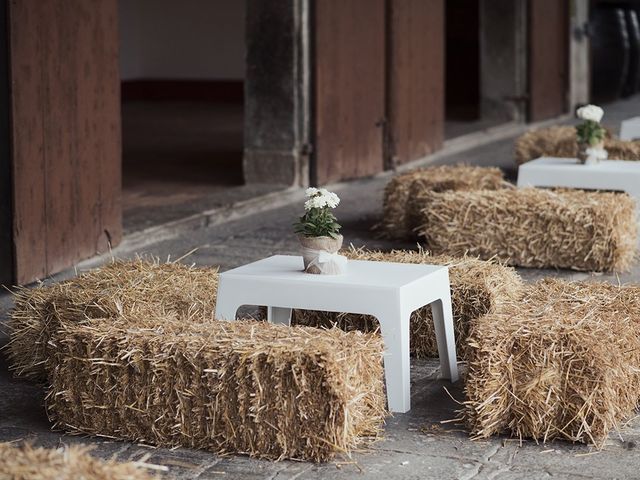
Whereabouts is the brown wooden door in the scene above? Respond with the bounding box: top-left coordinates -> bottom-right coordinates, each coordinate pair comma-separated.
528,0 -> 569,121
387,0 -> 444,166
313,0 -> 386,185
0,0 -> 12,286
9,0 -> 121,284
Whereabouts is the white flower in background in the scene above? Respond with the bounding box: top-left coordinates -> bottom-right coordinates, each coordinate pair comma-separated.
304,196 -> 324,210
319,189 -> 340,208
303,189 -> 340,211
576,104 -> 604,123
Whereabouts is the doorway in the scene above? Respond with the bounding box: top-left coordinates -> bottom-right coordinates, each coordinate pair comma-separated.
119,0 -> 279,233
445,0 -> 480,134
444,0 -> 528,139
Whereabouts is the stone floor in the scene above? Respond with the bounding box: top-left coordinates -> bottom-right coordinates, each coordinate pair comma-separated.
2,96 -> 640,479
122,100 -> 283,234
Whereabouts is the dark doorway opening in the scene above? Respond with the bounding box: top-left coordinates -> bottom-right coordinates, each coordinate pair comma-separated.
445,0 -> 480,123
119,0 -> 279,233
445,0 -> 526,139
445,0 -> 481,138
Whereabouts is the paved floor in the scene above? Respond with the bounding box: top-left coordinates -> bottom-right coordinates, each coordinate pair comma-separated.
2,97 -> 640,479
122,101 -> 283,234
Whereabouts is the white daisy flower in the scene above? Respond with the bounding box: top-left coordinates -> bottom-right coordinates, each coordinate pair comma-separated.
305,187 -> 319,197
576,104 -> 604,123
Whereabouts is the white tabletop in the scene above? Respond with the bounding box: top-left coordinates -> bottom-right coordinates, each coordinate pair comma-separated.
621,116 -> 640,141
517,157 -> 640,211
220,255 -> 445,289
520,156 -> 640,172
622,116 -> 640,124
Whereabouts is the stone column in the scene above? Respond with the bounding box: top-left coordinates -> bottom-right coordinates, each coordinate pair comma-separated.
479,0 -> 528,123
569,0 -> 590,110
243,0 -> 310,186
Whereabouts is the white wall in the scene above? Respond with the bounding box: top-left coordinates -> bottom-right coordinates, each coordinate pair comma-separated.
119,0 -> 245,80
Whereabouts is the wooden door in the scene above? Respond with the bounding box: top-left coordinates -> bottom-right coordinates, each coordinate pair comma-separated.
9,0 -> 121,284
313,0 -> 386,185
0,0 -> 13,286
387,0 -> 444,166
528,0 -> 569,121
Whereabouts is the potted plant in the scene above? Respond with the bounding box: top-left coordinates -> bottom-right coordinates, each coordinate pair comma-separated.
294,188 -> 347,274
576,104 -> 607,164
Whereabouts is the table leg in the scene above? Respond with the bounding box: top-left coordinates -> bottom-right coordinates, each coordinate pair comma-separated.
431,292 -> 459,382
214,299 -> 242,321
378,311 -> 411,413
267,306 -> 292,326
214,279 -> 243,321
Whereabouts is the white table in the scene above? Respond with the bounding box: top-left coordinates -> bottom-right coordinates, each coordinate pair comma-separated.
517,157 -> 640,208
214,255 -> 458,413
620,116 -> 640,141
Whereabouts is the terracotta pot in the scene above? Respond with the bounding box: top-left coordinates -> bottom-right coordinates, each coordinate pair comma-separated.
298,234 -> 344,274
577,140 -> 605,164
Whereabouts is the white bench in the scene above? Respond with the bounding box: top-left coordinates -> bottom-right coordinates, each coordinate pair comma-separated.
517,157 -> 640,209
214,255 -> 459,413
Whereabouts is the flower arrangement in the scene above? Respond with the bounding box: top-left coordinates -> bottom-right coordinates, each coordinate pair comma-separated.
294,188 -> 346,275
294,188 -> 342,238
575,104 -> 607,164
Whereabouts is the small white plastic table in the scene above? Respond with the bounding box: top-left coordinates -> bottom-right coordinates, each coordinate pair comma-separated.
620,116 -> 640,141
214,255 -> 459,413
517,157 -> 640,208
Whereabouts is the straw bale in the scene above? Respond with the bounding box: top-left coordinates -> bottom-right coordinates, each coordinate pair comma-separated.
603,137 -> 640,161
464,278 -> 640,446
46,316 -> 386,462
381,165 -> 505,239
514,126 -> 579,165
514,125 -> 640,165
0,442 -> 157,480
415,188 -> 637,272
6,259 -> 219,382
292,247 -> 523,359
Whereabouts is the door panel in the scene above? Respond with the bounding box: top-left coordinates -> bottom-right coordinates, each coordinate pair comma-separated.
529,0 -> 569,121
9,0 -> 121,284
0,0 -> 12,286
314,0 -> 385,185
388,0 -> 444,166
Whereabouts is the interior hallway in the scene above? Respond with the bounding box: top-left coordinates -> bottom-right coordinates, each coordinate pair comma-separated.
122,100 -> 281,233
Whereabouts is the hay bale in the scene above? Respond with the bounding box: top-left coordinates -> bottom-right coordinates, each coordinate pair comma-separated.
0,442 -> 157,479
292,247 -> 523,359
46,316 -> 386,462
514,126 -> 579,165
381,165 -> 505,239
7,259 -> 219,382
603,137 -> 640,161
415,188 -> 637,272
514,125 -> 640,165
464,278 -> 640,446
